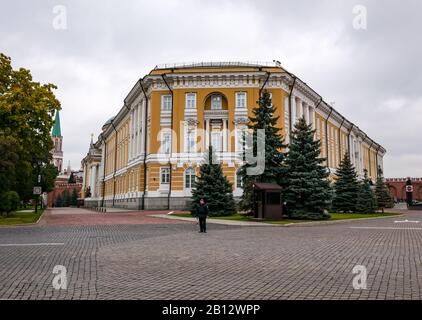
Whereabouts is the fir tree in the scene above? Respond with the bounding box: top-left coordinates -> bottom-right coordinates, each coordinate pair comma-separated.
191,146 -> 236,216
375,166 -> 394,213
55,194 -> 62,207
356,169 -> 377,213
332,153 -> 359,213
62,190 -> 70,207
71,188 -> 78,206
238,90 -> 287,212
68,172 -> 76,184
283,117 -> 331,220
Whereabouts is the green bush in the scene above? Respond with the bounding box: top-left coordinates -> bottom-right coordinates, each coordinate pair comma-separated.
0,191 -> 20,217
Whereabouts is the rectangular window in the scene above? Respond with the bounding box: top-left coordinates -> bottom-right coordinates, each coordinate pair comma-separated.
185,93 -> 196,109
267,192 -> 281,205
186,130 -> 196,153
161,132 -> 171,154
236,129 -> 245,153
160,168 -> 170,184
185,169 -> 196,188
236,171 -> 243,188
161,95 -> 172,111
236,92 -> 247,108
211,131 -> 222,152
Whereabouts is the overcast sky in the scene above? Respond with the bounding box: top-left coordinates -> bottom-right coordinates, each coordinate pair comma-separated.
1,0 -> 420,177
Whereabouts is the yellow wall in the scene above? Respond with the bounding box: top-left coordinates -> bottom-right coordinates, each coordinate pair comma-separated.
98,68 -> 382,197
149,87 -> 285,155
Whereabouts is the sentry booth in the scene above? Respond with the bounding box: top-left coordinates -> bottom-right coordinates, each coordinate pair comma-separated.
253,183 -> 283,220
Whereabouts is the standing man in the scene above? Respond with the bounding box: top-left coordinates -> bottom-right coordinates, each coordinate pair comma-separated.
196,198 -> 209,233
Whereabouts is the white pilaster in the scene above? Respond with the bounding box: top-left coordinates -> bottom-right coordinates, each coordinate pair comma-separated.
90,165 -> 97,197
141,99 -> 146,155
223,119 -> 227,152
137,103 -> 142,156
308,106 -> 315,129
291,95 -> 297,126
205,119 -> 210,149
305,103 -> 310,124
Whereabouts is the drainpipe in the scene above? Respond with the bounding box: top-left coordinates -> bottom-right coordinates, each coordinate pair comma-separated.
139,79 -> 149,210
100,133 -> 106,208
347,123 -> 355,157
375,145 -> 381,179
111,121 -> 118,207
162,73 -> 174,210
325,106 -> 333,169
288,76 -> 297,138
338,117 -> 345,161
368,139 -> 374,178
259,72 -> 271,96
315,97 -> 323,110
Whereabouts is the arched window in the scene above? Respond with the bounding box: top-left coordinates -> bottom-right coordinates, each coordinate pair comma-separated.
211,94 -> 222,110
185,168 -> 196,189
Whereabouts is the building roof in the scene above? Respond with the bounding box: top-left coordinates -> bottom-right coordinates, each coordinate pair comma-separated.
52,110 -> 61,137
153,61 -> 282,70
254,183 -> 283,190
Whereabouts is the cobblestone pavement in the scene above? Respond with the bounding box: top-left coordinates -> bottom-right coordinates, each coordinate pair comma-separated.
1,208 -> 422,300
37,207 -> 190,226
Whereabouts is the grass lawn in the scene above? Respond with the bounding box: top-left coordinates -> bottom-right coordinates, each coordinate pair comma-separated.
0,208 -> 44,226
173,212 -> 399,225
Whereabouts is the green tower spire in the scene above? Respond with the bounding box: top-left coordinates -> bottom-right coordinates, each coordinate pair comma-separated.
52,110 -> 61,137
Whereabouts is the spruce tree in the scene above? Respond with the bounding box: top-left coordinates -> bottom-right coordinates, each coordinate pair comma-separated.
71,188 -> 78,206
332,153 -> 359,213
55,194 -> 62,207
191,146 -> 236,216
238,90 -> 287,212
68,172 -> 76,184
356,169 -> 377,213
284,117 -> 331,220
62,190 -> 70,207
375,166 -> 393,213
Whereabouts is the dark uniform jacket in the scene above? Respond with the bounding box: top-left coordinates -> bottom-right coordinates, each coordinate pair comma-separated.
196,204 -> 209,217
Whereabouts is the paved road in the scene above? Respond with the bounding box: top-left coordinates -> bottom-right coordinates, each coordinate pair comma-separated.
0,208 -> 421,300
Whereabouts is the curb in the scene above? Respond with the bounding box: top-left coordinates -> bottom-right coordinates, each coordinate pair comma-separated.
150,214 -> 275,227
280,214 -> 403,227
151,213 -> 403,228
0,208 -> 47,228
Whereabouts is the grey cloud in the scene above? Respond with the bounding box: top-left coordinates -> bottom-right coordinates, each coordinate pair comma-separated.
1,0 -> 420,176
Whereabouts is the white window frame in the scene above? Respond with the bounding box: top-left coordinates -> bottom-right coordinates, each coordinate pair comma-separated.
185,168 -> 196,189
211,95 -> 222,110
236,129 -> 246,153
161,131 -> 171,154
161,95 -> 172,111
160,167 -> 170,185
185,93 -> 196,109
185,129 -> 196,153
211,131 -> 222,152
236,92 -> 247,108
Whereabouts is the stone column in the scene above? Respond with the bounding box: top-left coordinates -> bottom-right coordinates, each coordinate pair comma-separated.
90,165 -> 97,198
205,119 -> 210,149
137,103 -> 142,157
129,111 -> 133,160
305,103 -> 310,124
291,95 -> 297,126
222,119 -> 227,152
311,106 -> 316,130
140,99 -> 146,155
134,110 -> 138,160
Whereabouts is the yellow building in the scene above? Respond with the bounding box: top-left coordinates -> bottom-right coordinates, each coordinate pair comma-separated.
81,61 -> 386,210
